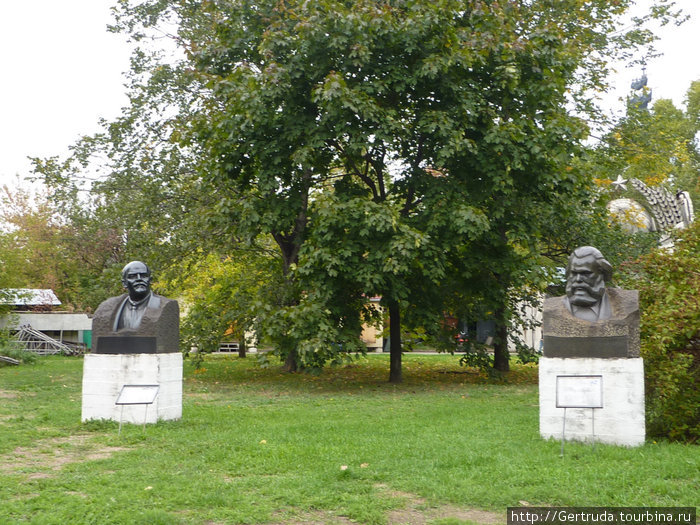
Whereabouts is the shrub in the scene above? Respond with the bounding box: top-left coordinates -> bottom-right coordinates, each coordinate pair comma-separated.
620,221 -> 700,442
458,342 -> 494,370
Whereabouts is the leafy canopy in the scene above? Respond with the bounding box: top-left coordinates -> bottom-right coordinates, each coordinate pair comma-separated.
33,0 -> 681,376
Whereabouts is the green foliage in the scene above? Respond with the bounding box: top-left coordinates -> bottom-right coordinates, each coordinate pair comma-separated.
458,343 -> 494,371
0,287 -> 12,320
0,181 -> 128,311
32,0 -> 681,379
455,321 -> 541,375
587,80 -> 700,207
299,190 -> 484,366
619,221 -> 700,442
165,246 -> 280,355
257,291 -> 369,373
513,340 -> 541,366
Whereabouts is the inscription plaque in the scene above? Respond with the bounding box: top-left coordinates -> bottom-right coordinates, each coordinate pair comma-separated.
95,336 -> 157,354
556,375 -> 603,408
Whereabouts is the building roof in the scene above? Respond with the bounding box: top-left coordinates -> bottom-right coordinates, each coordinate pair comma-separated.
1,289 -> 62,306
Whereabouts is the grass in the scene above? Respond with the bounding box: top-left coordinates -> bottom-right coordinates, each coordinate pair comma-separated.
0,353 -> 698,525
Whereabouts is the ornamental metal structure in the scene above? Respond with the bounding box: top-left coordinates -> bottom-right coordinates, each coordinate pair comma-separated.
610,175 -> 695,247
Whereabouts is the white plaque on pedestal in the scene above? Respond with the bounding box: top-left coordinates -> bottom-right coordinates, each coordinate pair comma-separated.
556,375 -> 603,408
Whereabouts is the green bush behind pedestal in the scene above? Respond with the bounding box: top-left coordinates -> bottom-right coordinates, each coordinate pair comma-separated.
620,221 -> 700,443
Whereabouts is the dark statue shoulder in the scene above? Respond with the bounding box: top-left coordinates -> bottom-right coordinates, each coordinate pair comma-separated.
94,294 -> 128,315
149,294 -> 179,311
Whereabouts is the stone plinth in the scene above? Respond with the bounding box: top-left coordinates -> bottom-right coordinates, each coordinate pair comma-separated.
539,357 -> 645,447
82,353 -> 182,424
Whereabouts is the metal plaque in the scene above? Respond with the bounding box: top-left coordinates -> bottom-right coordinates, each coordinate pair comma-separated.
556,375 -> 603,408
115,384 -> 160,405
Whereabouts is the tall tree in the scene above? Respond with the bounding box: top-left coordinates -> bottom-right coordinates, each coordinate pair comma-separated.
178,0 -> 671,376
37,0 -> 677,378
0,181 -> 131,311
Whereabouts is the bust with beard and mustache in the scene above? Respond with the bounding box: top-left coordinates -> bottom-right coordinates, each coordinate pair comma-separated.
563,246 -> 613,322
542,246 -> 640,358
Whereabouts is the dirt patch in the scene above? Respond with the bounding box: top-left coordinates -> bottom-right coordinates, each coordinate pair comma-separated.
0,389 -> 19,399
0,434 -> 131,479
376,484 -> 504,525
9,492 -> 40,503
64,490 -> 89,499
270,485 -> 504,525
387,504 -> 503,525
187,392 -> 226,402
269,501 -> 503,525
268,509 -> 355,525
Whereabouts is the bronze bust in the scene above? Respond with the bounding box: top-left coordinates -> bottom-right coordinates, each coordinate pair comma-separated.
542,246 -> 640,358
564,246 -> 613,322
92,261 -> 179,354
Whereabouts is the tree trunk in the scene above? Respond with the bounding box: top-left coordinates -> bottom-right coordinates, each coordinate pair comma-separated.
389,300 -> 402,383
492,304 -> 510,372
283,345 -> 298,373
238,336 -> 246,358
491,237 -> 510,373
271,181 -> 310,374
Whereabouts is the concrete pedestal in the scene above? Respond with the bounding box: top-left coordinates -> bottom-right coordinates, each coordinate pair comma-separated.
539,357 -> 645,447
82,353 -> 182,424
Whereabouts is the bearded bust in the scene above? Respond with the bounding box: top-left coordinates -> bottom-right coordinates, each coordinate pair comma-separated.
542,246 -> 640,358
563,246 -> 613,322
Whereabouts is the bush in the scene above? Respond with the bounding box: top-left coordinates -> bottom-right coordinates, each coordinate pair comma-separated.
620,221 -> 700,443
458,342 -> 494,370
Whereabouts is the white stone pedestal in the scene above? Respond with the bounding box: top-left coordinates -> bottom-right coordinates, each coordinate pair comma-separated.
539,357 -> 645,447
82,353 -> 182,424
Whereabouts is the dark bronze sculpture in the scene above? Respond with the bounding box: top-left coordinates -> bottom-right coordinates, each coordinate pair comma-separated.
92,261 -> 179,354
564,246 -> 613,322
543,247 -> 640,358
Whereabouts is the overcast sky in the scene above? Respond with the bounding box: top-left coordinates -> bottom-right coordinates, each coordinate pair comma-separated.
1,0 -> 699,189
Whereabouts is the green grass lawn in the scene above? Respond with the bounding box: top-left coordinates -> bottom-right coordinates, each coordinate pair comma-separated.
0,354 -> 697,525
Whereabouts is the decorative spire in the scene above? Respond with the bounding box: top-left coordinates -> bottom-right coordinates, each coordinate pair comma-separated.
629,68 -> 652,109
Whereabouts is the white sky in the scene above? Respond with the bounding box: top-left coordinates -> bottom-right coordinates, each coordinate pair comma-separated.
1,0 -> 699,189
0,1 -> 129,188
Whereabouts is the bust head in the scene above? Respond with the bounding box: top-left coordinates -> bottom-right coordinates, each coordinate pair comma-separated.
565,246 -> 612,308
121,261 -> 152,302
